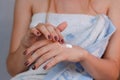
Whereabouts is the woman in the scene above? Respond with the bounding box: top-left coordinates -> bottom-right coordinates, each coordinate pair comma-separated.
7,0 -> 120,80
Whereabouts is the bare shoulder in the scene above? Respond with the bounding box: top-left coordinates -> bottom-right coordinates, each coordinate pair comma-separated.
31,0 -> 49,14
14,0 -> 33,11
15,0 -> 32,6
91,0 -> 111,14
108,0 -> 120,30
103,0 -> 120,70
110,0 -> 120,8
15,0 -> 49,14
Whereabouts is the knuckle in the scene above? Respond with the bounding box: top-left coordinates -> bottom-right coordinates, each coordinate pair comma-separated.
41,27 -> 46,32
33,51 -> 40,58
32,53 -> 38,60
37,59 -> 43,64
35,49 -> 39,54
37,23 -> 44,27
37,48 -> 45,55
40,48 -> 45,53
46,25 -> 54,32
35,60 -> 42,68
28,56 -> 33,62
29,27 -> 35,32
54,57 -> 58,63
49,61 -> 54,67
55,41 -> 60,45
55,28 -> 60,32
37,24 -> 45,30
47,63 -> 51,68
42,30 -> 49,36
48,28 -> 56,33
53,42 -> 59,46
37,51 -> 42,56
50,30 -> 55,35
63,55 -> 67,60
46,25 -> 52,28
29,46 -> 35,51
54,42 -> 62,47
47,24 -> 54,28
36,42 -> 41,47
34,62 -> 39,68
41,55 -> 47,61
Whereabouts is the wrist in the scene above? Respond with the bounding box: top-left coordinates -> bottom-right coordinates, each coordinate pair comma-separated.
72,45 -> 89,62
21,38 -> 30,48
79,48 -> 89,62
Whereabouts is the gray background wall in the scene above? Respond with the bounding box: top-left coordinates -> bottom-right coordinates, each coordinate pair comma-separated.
0,0 -> 15,80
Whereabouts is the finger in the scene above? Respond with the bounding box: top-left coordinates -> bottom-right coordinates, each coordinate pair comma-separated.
30,28 -> 41,36
23,29 -> 39,48
25,44 -> 53,67
55,28 -> 64,43
46,24 -> 59,41
44,54 -> 65,70
36,23 -> 51,40
26,44 -> 54,65
24,40 -> 51,55
57,22 -> 67,32
25,42 -> 61,67
24,52 -> 38,67
33,49 -> 60,69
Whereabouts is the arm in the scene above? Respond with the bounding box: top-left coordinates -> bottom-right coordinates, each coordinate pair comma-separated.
6,0 -> 32,76
80,1 -> 120,79
6,0 -> 67,76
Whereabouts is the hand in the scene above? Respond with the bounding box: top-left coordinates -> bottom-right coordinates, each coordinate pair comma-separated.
35,22 -> 67,42
21,22 -> 67,48
25,41 -> 87,70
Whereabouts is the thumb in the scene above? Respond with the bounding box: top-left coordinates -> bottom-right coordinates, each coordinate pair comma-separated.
57,22 -> 67,32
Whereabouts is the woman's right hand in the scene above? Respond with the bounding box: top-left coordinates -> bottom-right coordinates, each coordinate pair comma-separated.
21,22 -> 67,48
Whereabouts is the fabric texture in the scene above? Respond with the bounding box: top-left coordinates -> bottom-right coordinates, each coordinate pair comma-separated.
10,13 -> 116,80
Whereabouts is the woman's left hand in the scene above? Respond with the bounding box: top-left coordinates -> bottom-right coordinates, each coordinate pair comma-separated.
25,41 -> 87,70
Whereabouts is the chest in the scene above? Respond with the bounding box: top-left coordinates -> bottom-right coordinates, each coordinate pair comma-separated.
32,0 -> 110,15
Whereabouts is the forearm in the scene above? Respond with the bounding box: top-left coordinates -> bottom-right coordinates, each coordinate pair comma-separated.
7,44 -> 27,76
80,51 -> 119,80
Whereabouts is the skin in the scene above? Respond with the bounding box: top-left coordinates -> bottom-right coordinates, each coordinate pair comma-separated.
7,0 -> 67,76
7,0 -> 120,80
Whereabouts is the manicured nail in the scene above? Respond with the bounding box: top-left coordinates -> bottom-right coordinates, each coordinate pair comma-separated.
58,39 -> 61,43
37,32 -> 40,34
54,36 -> 58,41
23,50 -> 27,55
37,32 -> 41,36
61,39 -> 64,44
24,61 -> 29,66
43,66 -> 47,70
48,35 -> 51,40
32,65 -> 36,70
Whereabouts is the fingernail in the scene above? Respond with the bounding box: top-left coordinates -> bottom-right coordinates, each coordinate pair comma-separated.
48,35 -> 51,40
43,66 -> 47,70
58,40 -> 61,43
32,65 -> 36,70
54,36 -> 58,41
23,50 -> 27,55
37,32 -> 41,36
37,32 -> 40,34
24,61 -> 29,66
61,39 -> 64,44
